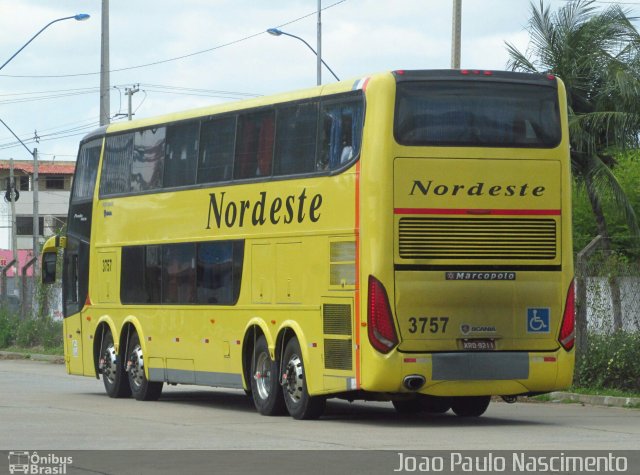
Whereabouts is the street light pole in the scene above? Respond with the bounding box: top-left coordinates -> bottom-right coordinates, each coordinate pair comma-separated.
267,28 -> 340,83
317,0 -> 322,86
0,118 -> 40,266
0,12 -> 90,269
0,13 -> 90,72
451,0 -> 462,69
100,0 -> 110,126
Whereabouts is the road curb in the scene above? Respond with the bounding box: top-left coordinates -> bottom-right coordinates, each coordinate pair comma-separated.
549,391 -> 640,408
0,350 -> 64,364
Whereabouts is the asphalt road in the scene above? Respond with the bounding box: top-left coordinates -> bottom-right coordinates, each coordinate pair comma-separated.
1,358 -> 639,451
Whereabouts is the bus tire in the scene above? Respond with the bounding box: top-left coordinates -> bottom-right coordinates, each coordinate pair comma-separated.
451,396 -> 491,417
282,337 -> 326,420
392,398 -> 423,414
250,335 -> 286,416
126,332 -> 163,401
99,328 -> 131,398
418,395 -> 451,414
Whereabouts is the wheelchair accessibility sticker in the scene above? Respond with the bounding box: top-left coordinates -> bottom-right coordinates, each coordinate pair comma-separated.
527,308 -> 550,333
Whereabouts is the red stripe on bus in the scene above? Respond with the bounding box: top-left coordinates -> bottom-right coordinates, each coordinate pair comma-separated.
354,161 -> 361,389
394,208 -> 561,216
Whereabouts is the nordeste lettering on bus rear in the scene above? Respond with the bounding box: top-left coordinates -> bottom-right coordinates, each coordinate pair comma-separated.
409,180 -> 546,197
206,188 -> 323,229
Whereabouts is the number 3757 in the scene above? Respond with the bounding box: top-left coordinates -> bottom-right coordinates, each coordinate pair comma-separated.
407,317 -> 449,334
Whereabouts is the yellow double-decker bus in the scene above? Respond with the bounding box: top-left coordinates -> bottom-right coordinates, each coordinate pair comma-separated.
42,69 -> 575,419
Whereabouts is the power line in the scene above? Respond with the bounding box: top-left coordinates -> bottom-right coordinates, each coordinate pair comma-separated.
0,1 -> 347,80
0,83 -> 261,106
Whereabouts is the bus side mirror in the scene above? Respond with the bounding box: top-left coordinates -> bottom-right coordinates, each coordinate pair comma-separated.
42,252 -> 57,284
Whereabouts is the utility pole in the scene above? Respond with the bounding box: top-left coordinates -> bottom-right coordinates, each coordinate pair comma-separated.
32,148 -> 39,272
317,0 -> 322,86
125,84 -> 140,120
451,0 -> 462,69
100,0 -> 110,125
9,159 -> 18,274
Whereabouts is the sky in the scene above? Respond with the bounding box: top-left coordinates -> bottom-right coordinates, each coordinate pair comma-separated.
0,0 -> 636,162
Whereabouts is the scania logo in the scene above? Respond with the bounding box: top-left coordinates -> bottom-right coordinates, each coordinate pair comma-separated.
460,324 -> 497,335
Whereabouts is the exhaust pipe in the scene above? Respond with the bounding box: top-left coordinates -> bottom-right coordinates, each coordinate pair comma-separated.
403,374 -> 426,391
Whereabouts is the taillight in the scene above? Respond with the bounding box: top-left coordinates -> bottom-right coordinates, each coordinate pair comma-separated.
559,280 -> 575,350
367,276 -> 398,354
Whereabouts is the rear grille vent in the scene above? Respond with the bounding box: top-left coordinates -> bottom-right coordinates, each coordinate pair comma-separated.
398,217 -> 557,260
323,304 -> 352,335
324,339 -> 352,370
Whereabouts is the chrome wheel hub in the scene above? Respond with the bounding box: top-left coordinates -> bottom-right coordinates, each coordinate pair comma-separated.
254,352 -> 273,400
283,354 -> 304,403
101,344 -> 118,384
128,345 -> 145,389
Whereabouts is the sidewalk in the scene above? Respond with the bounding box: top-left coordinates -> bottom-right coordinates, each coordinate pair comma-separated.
547,391 -> 640,409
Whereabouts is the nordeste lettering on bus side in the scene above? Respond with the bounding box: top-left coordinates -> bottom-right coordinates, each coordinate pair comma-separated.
206,188 -> 323,229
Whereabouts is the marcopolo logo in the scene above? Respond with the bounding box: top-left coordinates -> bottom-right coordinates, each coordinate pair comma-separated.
8,451 -> 72,474
446,272 -> 517,281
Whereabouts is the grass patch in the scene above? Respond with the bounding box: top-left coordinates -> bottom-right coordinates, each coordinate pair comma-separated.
1,345 -> 63,356
574,332 -> 640,392
0,308 -> 63,353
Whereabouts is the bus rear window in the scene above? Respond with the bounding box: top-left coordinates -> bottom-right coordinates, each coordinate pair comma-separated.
394,81 -> 561,148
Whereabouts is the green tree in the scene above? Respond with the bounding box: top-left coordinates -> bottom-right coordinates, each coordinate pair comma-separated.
507,0 -> 640,239
506,0 -> 640,330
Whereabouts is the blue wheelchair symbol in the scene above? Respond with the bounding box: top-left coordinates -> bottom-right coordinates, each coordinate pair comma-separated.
527,308 -> 550,333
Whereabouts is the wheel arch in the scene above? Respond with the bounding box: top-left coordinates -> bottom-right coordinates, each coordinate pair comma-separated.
241,319 -> 271,392
275,320 -> 310,369
119,317 -> 147,376
92,317 -> 117,380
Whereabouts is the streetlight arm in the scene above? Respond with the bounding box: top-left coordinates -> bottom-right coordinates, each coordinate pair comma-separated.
267,28 -> 340,82
0,14 -> 89,72
0,117 -> 34,156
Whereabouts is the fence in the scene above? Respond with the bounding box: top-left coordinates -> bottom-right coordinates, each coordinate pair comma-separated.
0,259 -> 46,319
575,236 -> 640,352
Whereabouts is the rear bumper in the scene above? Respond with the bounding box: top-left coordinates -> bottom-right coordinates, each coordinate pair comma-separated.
361,348 -> 574,396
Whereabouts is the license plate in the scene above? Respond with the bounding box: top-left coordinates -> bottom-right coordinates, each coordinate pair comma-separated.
461,339 -> 496,351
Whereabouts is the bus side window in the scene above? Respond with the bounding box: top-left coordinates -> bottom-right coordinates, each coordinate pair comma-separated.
318,100 -> 363,171
274,101 -> 318,176
198,117 -> 236,184
234,110 -> 275,180
131,127 -> 166,192
101,134 -> 134,196
162,244 -> 196,304
164,122 -> 198,188
66,254 -> 79,304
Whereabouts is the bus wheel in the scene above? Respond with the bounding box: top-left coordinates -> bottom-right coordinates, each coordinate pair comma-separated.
392,399 -> 423,414
418,395 -> 451,414
282,337 -> 326,420
451,396 -> 490,417
126,332 -> 163,401
99,328 -> 131,398
250,335 -> 286,416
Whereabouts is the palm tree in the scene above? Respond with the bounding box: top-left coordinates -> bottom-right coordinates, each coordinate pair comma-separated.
506,0 -> 640,331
